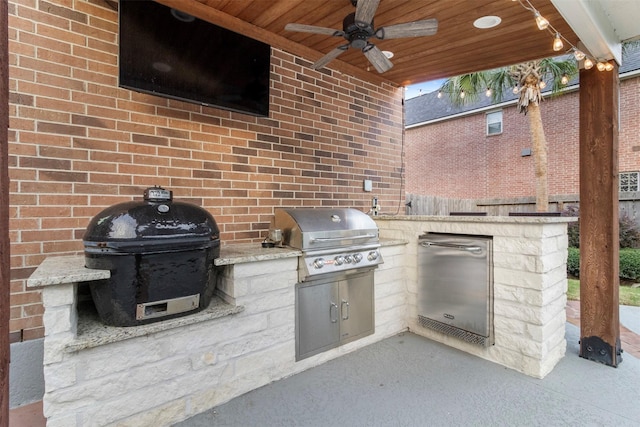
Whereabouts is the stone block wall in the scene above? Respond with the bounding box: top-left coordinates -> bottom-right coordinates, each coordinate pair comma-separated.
375,216 -> 570,379
37,244 -> 406,426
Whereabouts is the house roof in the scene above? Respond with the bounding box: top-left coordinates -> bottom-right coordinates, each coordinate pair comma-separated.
405,44 -> 640,128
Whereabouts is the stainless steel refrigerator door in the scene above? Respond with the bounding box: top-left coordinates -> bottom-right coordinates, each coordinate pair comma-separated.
418,233 -> 492,337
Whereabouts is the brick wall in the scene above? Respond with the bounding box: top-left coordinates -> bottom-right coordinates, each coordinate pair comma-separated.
407,77 -> 640,198
7,0 -> 405,340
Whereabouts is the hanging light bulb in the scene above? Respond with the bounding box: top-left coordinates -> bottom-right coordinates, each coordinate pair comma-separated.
534,11 -> 549,30
512,85 -> 519,94
437,90 -> 442,99
573,49 -> 586,61
596,62 -> 606,71
485,88 -> 492,97
539,80 -> 547,89
584,58 -> 594,70
605,62 -> 614,71
561,74 -> 569,85
552,33 -> 563,51
459,90 -> 465,99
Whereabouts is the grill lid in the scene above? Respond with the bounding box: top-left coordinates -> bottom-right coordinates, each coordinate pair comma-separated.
83,186 -> 219,253
273,207 -> 379,251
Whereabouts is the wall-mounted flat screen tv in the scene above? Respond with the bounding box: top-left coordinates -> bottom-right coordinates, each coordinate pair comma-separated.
119,1 -> 270,117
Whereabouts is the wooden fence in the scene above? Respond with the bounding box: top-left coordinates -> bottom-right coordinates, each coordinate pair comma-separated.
405,193 -> 640,225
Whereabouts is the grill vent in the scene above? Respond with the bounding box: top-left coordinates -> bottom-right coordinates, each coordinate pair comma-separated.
418,315 -> 492,347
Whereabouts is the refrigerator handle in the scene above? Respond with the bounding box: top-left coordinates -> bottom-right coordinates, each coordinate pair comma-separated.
420,241 -> 483,254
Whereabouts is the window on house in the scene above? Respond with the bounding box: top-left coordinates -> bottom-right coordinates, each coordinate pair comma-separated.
486,110 -> 502,135
620,171 -> 640,192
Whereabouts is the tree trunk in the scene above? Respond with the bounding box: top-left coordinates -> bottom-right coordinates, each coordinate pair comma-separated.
528,102 -> 549,212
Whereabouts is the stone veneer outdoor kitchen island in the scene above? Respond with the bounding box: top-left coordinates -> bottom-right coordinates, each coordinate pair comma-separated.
29,216 -> 572,426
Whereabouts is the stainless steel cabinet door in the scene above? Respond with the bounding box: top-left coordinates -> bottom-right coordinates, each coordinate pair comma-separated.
339,271 -> 374,344
296,279 -> 340,360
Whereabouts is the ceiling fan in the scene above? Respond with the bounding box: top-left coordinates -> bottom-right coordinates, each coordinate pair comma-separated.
284,0 -> 438,73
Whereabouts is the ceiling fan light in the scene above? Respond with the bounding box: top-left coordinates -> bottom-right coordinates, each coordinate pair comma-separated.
552,33 -> 563,51
534,12 -> 549,30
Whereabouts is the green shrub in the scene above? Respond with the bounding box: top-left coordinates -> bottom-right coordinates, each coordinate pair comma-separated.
567,247 -> 580,277
561,205 -> 640,249
567,248 -> 640,281
561,205 -> 580,248
620,213 -> 640,249
620,249 -> 640,280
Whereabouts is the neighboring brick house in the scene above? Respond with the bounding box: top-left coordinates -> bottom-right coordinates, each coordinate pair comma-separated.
405,46 -> 640,204
6,1 -> 404,341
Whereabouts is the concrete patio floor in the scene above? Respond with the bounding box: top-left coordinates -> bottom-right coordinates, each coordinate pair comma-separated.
177,314 -> 640,427
10,304 -> 640,426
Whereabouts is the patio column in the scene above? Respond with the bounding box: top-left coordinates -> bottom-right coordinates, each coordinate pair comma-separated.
1,0 -> 10,423
578,60 -> 622,367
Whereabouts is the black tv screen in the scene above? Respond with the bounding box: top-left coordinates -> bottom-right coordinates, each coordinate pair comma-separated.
119,1 -> 270,117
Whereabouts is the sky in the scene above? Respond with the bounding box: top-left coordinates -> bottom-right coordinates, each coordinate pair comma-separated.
405,78 -> 445,99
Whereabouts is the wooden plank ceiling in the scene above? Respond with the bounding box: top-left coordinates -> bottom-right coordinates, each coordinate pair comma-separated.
155,0 -> 579,87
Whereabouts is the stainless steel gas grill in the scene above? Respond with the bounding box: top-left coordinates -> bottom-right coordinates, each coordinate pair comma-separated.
273,207 -> 383,282
272,207 -> 383,360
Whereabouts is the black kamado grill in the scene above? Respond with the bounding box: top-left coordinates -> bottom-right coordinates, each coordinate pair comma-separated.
83,186 -> 220,326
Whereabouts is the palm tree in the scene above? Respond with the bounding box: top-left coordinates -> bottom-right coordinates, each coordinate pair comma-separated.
439,58 -> 577,212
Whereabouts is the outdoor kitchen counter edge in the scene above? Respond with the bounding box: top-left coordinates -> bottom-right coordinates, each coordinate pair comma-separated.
27,240 -> 405,288
374,214 -> 576,224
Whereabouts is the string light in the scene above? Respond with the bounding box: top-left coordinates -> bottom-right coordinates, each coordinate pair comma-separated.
573,48 -> 586,61
437,90 -> 442,99
515,0 -> 613,72
534,11 -> 549,30
459,90 -> 465,99
561,74 -> 569,85
485,88 -> 492,97
513,85 -> 519,94
539,80 -> 546,89
552,33 -> 563,51
584,58 -> 594,69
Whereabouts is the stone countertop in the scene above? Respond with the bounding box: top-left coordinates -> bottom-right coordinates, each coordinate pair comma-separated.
27,239 -> 406,288
374,215 -> 576,224
27,255 -> 110,288
215,243 -> 301,266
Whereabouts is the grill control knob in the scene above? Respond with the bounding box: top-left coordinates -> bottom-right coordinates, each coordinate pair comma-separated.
344,255 -> 353,264
313,258 -> 325,269
353,253 -> 363,263
367,251 -> 379,261
334,256 -> 345,265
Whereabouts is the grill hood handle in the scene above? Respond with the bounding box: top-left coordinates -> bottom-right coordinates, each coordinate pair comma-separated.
310,233 -> 377,243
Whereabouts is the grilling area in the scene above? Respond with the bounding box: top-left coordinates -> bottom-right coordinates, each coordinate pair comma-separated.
26,210 -> 575,425
4,0 -> 640,425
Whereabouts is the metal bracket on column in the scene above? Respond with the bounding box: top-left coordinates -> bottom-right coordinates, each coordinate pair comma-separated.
579,336 -> 623,367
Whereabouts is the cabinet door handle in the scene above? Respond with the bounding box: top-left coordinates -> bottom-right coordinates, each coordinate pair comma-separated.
341,299 -> 350,320
330,302 -> 338,323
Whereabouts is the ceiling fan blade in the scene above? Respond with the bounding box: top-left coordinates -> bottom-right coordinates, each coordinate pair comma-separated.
285,23 -> 344,37
355,0 -> 380,25
363,44 -> 393,73
376,19 -> 438,39
312,45 -> 349,70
